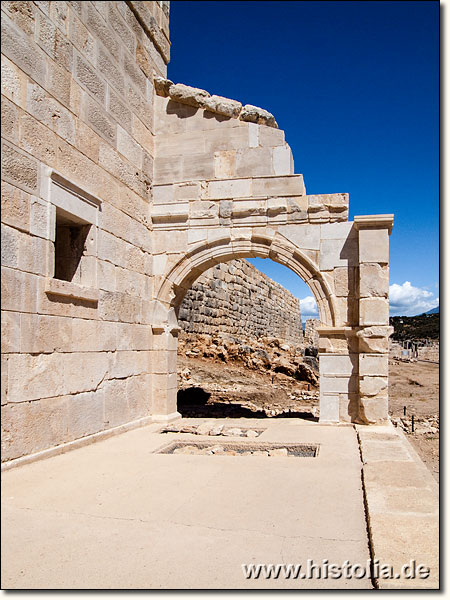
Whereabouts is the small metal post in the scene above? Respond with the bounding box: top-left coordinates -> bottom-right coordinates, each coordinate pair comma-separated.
403,406 -> 406,416
411,414 -> 415,433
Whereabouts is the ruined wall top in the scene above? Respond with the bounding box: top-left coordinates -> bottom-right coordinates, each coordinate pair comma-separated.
154,77 -> 278,128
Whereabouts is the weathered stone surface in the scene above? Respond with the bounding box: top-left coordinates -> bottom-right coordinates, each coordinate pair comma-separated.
168,83 -> 211,108
154,76 -> 173,97
204,95 -> 242,118
357,326 -> 394,353
359,354 -> 388,376
98,46 -> 124,95
85,2 -> 119,60
127,1 -> 170,63
359,263 -> 389,297
359,376 -> 388,397
27,82 -> 76,144
69,10 -> 96,63
269,448 -> 288,456
1,141 -> 39,194
0,0 -> 395,464
196,423 -> 212,436
2,1 -> 36,36
359,297 -> 389,326
246,430 -> 259,438
1,15 -> 47,87
358,228 -> 389,264
239,104 -> 277,128
1,182 -> 31,232
84,95 -> 117,145
74,54 -> 106,104
1,96 -> 19,144
209,424 -> 224,436
178,259 -> 303,346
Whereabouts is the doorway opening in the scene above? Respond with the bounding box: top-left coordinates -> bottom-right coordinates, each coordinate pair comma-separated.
175,258 -> 321,420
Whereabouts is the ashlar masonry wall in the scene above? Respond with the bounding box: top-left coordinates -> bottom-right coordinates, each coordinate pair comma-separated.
1,1 -> 169,462
2,1 -> 394,464
178,259 -> 303,345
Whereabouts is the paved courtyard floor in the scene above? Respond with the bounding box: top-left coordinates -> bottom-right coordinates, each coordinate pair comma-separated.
2,419 -> 374,589
2,418 -> 439,589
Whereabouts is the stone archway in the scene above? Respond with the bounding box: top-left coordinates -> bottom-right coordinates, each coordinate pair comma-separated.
157,234 -> 336,325
151,236 -> 335,423
149,81 -> 394,426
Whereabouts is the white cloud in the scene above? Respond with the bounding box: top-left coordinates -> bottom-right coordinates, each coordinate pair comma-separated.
300,295 -> 319,321
299,282 -> 438,321
389,281 -> 439,316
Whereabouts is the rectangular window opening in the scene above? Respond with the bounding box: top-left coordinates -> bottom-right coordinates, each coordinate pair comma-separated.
53,208 -> 92,283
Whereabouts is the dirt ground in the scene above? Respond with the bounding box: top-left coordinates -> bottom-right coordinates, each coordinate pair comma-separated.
388,359 -> 439,482
177,355 -> 439,481
177,355 -> 319,419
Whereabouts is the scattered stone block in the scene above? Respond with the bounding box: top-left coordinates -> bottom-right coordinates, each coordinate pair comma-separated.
246,430 -> 259,438
269,448 -> 288,457
196,423 -> 212,436
209,424 -> 224,436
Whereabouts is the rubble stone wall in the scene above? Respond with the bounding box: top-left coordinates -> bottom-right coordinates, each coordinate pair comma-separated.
304,319 -> 320,347
390,340 -> 439,362
178,259 -> 303,346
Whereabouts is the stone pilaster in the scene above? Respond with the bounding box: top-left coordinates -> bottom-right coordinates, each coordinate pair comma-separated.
150,302 -> 181,422
317,327 -> 359,423
354,215 -> 394,424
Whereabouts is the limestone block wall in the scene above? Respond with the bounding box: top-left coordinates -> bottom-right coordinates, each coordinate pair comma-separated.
150,83 -> 394,425
1,1 -> 169,462
304,319 -> 320,348
178,259 -> 303,345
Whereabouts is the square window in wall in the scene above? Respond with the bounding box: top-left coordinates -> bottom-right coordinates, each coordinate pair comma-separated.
50,173 -> 100,289
54,208 -> 92,283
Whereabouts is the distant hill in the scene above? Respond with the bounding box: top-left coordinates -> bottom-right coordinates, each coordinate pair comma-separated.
424,306 -> 439,315
390,313 -> 439,342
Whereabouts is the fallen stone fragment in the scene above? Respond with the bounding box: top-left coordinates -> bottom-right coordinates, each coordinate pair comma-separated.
251,450 -> 269,456
180,426 -> 197,434
173,445 -> 200,454
269,448 -> 288,457
180,368 -> 191,380
209,424 -> 224,436
246,430 -> 259,438
224,428 -> 243,437
196,423 -> 212,435
163,425 -> 180,433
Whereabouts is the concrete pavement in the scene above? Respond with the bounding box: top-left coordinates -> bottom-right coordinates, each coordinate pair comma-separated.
2,419 -> 372,589
1,418 -> 440,589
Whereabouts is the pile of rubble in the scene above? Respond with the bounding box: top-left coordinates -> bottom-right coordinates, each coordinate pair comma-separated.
171,445 -> 289,457
178,333 -> 318,386
392,415 -> 439,436
161,423 -> 263,438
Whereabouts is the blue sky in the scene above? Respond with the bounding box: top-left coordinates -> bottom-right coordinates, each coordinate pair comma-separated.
167,1 -> 439,318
